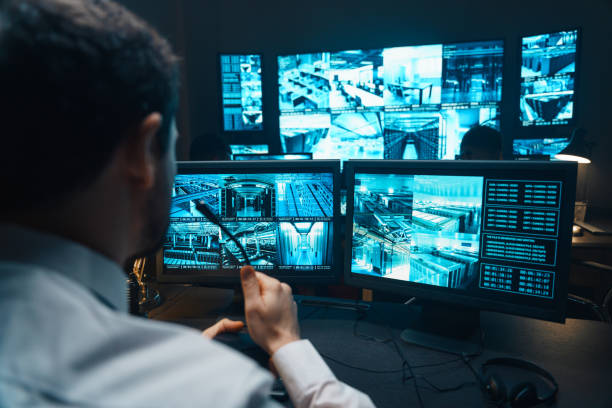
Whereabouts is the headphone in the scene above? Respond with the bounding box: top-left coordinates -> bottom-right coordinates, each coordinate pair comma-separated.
465,356 -> 558,407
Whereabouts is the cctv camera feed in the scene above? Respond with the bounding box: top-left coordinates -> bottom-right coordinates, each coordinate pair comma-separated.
513,138 -> 571,157
351,174 -> 483,290
520,30 -> 578,126
220,54 -> 263,131
229,144 -> 269,156
278,40 -> 502,160
164,172 -> 334,273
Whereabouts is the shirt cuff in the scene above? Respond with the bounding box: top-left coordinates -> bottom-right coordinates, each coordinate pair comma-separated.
271,339 -> 335,398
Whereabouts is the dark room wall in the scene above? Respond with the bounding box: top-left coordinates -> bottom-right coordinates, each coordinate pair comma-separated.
122,0 -> 612,211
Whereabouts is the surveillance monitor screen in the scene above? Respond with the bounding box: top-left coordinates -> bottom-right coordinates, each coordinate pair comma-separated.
278,40 -> 503,161
346,161 -> 576,322
520,30 -> 578,126
233,153 -> 313,161
513,138 -> 571,157
161,162 -> 339,284
220,54 -> 263,131
229,144 -> 269,156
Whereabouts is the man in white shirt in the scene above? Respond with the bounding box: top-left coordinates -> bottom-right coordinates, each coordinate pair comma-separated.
0,0 -> 374,407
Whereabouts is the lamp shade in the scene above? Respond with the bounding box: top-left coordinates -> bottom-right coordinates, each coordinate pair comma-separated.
555,128 -> 591,163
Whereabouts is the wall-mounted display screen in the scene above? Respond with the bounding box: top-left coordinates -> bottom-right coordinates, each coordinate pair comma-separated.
520,30 -> 578,126
513,138 -> 571,157
233,153 -> 312,160
278,40 -> 503,161
220,54 -> 263,131
229,144 -> 269,156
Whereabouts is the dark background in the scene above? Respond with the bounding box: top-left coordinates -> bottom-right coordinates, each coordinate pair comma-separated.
118,0 -> 612,213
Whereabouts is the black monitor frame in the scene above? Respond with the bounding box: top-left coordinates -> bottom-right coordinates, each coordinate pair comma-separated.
344,160 -> 576,323
157,160 -> 342,286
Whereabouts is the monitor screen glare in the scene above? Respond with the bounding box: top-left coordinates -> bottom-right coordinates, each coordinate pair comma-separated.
278,40 -> 503,161
520,30 -> 578,126
220,54 -> 263,131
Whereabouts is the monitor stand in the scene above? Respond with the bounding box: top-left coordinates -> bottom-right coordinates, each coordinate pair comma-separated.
400,302 -> 482,355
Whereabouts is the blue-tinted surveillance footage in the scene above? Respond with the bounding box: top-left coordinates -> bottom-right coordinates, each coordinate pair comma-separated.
220,55 -> 263,131
278,53 -> 331,112
520,30 -> 577,126
352,174 -> 483,289
280,112 -> 384,160
165,172 -> 334,271
383,45 -> 442,107
442,41 -> 503,104
278,40 -> 502,161
233,153 -> 313,161
384,107 -> 499,160
513,138 -> 570,157
329,50 -> 385,109
229,144 -> 269,156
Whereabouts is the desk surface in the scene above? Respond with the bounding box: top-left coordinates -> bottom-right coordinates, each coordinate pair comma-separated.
572,229 -> 612,249
150,288 -> 612,408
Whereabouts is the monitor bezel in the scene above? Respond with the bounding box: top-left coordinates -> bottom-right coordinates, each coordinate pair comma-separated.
218,53 -> 265,133
518,27 -> 581,128
343,159 -> 576,322
158,159 -> 342,286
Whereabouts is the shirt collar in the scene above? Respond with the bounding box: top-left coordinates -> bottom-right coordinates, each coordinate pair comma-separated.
0,223 -> 128,313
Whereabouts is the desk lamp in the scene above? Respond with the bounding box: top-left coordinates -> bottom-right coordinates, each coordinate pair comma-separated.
555,128 -> 591,163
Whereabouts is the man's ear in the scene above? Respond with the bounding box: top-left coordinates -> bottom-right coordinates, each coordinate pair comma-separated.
123,112 -> 162,190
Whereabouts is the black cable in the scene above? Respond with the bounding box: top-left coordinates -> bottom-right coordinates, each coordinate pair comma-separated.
387,326 -> 425,408
195,200 -> 251,266
319,352 -> 409,374
417,375 -> 478,393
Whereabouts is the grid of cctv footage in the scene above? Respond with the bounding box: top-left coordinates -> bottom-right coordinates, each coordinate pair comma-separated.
351,174 -> 561,299
278,41 -> 503,161
164,173 -> 334,273
221,54 -> 263,131
520,30 -> 578,126
351,174 -> 484,289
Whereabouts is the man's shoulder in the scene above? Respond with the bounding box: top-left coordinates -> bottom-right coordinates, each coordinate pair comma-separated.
0,262 -> 274,406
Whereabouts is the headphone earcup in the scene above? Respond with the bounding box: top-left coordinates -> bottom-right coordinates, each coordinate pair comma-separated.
484,374 -> 507,403
509,382 -> 538,407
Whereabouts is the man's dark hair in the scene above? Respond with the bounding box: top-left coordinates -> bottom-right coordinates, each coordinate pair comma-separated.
0,0 -> 179,210
190,133 -> 231,161
459,125 -> 503,160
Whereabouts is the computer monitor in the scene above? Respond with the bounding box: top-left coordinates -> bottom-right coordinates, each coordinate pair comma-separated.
277,39 -> 503,161
344,160 -> 576,351
232,153 -> 313,161
220,54 -> 263,131
520,29 -> 579,126
513,138 -> 571,157
229,144 -> 269,158
157,160 -> 341,285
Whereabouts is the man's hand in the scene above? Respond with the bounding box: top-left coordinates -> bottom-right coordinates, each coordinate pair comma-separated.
201,318 -> 244,339
240,265 -> 300,355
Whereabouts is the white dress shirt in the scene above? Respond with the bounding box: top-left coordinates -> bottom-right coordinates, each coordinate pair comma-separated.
0,224 -> 374,407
